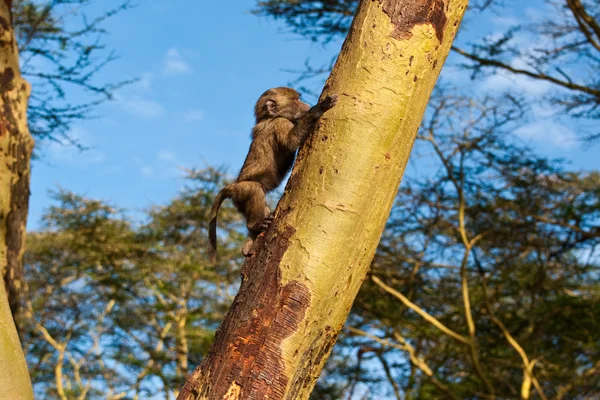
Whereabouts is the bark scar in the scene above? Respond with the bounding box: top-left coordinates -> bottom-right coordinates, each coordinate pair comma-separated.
180,224 -> 311,400
377,0 -> 447,42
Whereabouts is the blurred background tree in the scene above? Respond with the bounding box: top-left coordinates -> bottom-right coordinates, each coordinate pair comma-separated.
3,0 -> 133,347
23,169 -> 245,398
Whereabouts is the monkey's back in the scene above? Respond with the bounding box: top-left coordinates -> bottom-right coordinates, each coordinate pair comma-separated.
237,118 -> 296,192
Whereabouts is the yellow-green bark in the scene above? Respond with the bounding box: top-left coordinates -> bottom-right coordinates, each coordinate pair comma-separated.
178,0 -> 468,399
0,1 -> 35,398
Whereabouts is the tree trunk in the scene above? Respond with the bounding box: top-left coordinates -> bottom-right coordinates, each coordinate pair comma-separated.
0,1 -> 35,398
178,0 -> 468,399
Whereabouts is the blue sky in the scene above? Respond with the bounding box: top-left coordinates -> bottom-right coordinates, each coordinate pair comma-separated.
29,0 -> 342,228
28,0 -> 600,230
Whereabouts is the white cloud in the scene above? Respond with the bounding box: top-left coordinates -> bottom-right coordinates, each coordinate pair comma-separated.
483,31 -> 507,43
474,28 -> 557,96
183,109 -> 205,122
162,48 -> 192,76
121,95 -> 165,118
141,165 -> 155,178
530,104 -> 555,120
492,16 -> 520,26
157,149 -> 176,162
136,72 -> 155,92
515,121 -> 577,149
46,127 -> 106,166
524,6 -> 551,23
479,68 -> 552,96
139,150 -> 182,180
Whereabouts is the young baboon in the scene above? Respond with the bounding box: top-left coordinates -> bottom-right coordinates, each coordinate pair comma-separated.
209,87 -> 337,260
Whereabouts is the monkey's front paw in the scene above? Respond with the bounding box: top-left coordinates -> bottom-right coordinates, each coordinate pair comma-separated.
320,94 -> 338,110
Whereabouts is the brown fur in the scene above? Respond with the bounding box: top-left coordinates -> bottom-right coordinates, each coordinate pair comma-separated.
209,87 -> 337,260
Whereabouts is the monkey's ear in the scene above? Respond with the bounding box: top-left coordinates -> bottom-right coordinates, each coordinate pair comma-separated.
265,99 -> 277,116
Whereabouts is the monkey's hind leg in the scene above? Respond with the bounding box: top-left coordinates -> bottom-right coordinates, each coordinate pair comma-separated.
231,182 -> 269,232
241,236 -> 256,257
231,182 -> 270,257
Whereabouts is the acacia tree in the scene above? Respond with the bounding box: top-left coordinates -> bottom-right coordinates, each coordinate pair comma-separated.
178,0 -> 470,398
0,0 -> 35,398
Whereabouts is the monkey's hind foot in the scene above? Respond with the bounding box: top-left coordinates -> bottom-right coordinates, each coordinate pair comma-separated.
260,213 -> 274,231
242,237 -> 255,257
243,214 -> 274,257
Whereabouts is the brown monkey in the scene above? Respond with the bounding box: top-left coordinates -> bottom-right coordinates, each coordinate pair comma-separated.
209,87 -> 337,260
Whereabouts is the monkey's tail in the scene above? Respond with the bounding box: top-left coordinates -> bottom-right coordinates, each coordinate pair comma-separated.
208,185 -> 232,262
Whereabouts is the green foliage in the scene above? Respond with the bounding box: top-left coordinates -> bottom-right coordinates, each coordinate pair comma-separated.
22,168 -> 245,398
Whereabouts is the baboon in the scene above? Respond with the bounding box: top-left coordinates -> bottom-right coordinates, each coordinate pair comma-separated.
208,87 -> 337,259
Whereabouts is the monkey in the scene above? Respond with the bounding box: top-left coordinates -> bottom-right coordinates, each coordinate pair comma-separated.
208,87 -> 337,260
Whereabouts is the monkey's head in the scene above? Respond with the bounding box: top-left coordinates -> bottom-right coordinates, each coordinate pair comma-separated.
254,87 -> 311,123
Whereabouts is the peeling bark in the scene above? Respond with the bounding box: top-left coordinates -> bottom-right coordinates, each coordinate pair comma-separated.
0,0 -> 34,398
178,0 -> 469,399
180,224 -> 312,399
